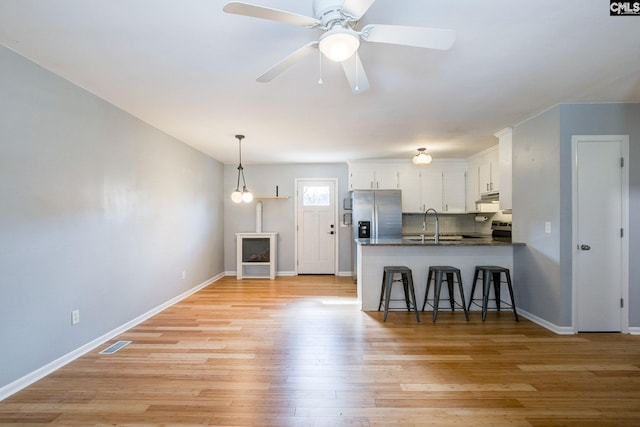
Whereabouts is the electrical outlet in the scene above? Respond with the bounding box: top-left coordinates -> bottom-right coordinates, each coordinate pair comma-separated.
545,222 -> 551,234
71,309 -> 80,325
182,270 -> 186,280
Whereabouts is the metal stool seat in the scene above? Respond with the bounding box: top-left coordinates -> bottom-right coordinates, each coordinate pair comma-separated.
421,266 -> 469,322
468,265 -> 519,321
378,266 -> 420,322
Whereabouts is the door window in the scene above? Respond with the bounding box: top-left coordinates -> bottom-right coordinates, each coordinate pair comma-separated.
303,186 -> 330,206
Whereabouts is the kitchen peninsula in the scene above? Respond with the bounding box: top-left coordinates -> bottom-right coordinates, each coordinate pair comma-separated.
356,237 -> 524,311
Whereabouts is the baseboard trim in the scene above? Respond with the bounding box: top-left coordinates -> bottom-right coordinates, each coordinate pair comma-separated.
0,273 -> 224,401
277,271 -> 296,277
337,271 -> 353,277
224,271 -> 296,277
516,308 -> 575,335
628,327 -> 640,335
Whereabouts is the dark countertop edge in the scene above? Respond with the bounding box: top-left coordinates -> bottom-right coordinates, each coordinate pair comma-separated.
356,238 -> 525,247
402,232 -> 490,238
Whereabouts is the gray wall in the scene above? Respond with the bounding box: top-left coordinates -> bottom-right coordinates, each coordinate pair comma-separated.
223,163 -> 351,274
513,103 -> 640,328
0,45 -> 225,389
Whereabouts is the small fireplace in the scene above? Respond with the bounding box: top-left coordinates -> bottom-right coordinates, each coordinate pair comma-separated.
242,238 -> 270,262
236,232 -> 277,279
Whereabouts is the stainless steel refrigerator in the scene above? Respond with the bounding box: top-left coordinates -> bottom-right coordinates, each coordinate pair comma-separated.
351,189 -> 402,282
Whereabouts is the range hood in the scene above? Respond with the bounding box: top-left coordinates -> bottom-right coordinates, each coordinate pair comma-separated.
478,191 -> 500,202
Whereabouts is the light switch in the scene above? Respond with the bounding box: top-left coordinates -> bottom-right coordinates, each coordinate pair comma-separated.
545,222 -> 551,234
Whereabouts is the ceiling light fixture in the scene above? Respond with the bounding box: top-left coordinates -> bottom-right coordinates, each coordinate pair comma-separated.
318,28 -> 360,62
230,134 -> 253,203
412,148 -> 433,165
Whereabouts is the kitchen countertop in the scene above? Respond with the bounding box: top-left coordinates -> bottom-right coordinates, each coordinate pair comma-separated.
356,236 -> 524,247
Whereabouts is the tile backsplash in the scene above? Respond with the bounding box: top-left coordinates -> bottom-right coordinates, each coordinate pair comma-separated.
402,210 -> 512,235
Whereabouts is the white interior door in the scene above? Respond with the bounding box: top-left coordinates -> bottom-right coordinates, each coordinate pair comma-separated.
573,136 -> 627,332
296,180 -> 336,274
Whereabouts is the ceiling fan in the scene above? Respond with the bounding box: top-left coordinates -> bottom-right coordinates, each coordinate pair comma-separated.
223,0 -> 456,93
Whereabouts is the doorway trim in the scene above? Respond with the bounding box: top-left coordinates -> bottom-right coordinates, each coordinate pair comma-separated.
294,178 -> 339,276
571,135 -> 629,333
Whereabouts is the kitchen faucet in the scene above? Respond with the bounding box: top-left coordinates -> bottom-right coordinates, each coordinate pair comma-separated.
422,208 -> 440,244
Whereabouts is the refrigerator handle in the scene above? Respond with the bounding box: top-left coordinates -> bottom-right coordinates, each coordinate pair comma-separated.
373,204 -> 378,239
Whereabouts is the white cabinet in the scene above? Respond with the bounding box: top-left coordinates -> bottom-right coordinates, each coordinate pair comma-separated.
496,127 -> 512,210
374,163 -> 401,189
398,164 -> 441,213
466,156 -> 481,212
478,146 -> 500,194
349,162 -> 400,190
351,160 -> 467,213
398,166 -> 422,212
397,161 -> 465,213
421,168 -> 444,212
442,163 -> 466,212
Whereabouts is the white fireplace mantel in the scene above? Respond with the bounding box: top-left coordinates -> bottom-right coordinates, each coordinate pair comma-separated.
236,232 -> 278,279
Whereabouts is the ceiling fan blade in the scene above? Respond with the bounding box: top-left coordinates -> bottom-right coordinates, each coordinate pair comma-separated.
361,24 -> 456,50
223,1 -> 320,27
257,42 -> 319,82
341,0 -> 376,19
341,52 -> 369,94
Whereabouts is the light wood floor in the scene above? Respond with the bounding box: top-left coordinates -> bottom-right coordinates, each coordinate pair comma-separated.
2,276 -> 639,426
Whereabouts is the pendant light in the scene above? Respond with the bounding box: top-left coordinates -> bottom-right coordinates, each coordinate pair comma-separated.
230,135 -> 253,203
412,147 -> 433,165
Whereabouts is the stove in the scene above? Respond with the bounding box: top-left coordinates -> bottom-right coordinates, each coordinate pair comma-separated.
491,220 -> 512,239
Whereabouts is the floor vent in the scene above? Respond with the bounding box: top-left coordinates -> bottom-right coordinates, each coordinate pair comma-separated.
99,340 -> 132,355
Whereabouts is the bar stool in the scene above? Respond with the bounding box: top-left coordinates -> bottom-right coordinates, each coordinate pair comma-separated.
467,265 -> 519,321
421,266 -> 469,322
378,266 -> 420,322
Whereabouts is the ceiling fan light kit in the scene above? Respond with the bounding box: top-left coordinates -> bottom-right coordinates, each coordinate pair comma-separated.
223,0 -> 455,93
413,147 -> 432,165
319,28 -> 360,62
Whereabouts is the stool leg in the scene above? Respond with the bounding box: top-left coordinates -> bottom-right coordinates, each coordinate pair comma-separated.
383,272 -> 394,322
468,267 -> 480,311
456,270 -> 470,321
422,269 -> 433,311
482,270 -> 491,321
492,271 -> 501,312
433,270 -> 443,322
378,270 -> 387,311
402,273 -> 411,312
407,272 -> 420,322
505,271 -> 519,321
446,272 -> 455,312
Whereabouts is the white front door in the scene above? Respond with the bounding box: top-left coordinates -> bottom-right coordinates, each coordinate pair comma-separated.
573,135 -> 628,332
296,179 -> 337,274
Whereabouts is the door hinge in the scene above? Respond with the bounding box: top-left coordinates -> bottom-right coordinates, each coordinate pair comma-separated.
621,298 -> 624,308
621,157 -> 624,168
621,228 -> 624,238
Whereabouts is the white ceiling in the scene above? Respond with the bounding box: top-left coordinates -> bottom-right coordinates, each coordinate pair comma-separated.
1,0 -> 639,164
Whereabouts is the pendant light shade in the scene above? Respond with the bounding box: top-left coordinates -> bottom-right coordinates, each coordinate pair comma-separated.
412,147 -> 432,165
231,135 -> 253,203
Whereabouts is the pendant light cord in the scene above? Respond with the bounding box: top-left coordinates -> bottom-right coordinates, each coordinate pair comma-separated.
236,135 -> 246,191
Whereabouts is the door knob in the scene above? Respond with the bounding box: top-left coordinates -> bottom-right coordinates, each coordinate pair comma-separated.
580,244 -> 591,251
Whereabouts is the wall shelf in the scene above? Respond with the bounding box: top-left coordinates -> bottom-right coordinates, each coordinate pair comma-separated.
255,196 -> 289,200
